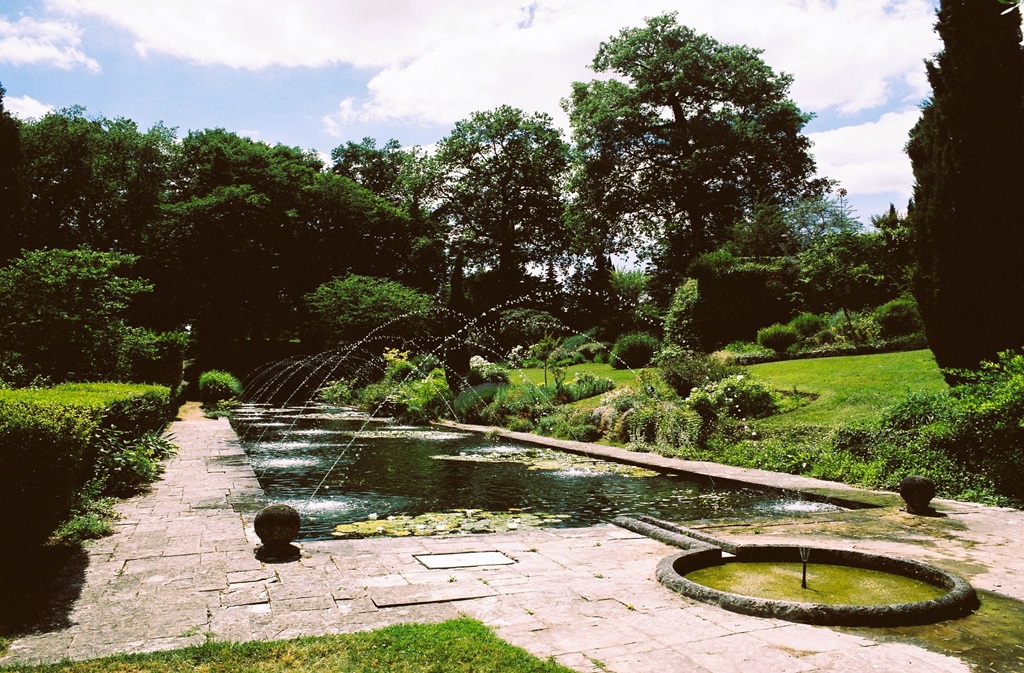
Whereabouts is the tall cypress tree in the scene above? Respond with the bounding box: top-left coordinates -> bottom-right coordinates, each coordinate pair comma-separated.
0,84 -> 24,263
907,0 -> 1024,377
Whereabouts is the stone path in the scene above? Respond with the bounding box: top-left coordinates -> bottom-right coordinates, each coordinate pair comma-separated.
4,413 -> 1023,672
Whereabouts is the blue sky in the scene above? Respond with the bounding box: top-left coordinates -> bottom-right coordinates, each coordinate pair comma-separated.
1,0 -> 972,221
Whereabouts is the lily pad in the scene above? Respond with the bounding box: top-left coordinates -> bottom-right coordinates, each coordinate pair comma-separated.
332,508 -> 571,539
432,447 -> 658,478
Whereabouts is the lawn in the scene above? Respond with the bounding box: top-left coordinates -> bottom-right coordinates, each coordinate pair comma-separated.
0,619 -> 574,673
512,362 -> 649,389
748,349 -> 948,427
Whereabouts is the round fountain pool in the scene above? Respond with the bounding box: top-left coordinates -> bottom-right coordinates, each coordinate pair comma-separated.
618,516 -> 979,627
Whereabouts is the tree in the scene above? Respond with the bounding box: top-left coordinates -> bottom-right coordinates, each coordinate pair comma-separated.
0,83 -> 24,263
16,107 -> 175,256
906,0 -> 1024,376
435,105 -> 570,307
304,274 -> 435,347
152,129 -> 323,348
331,137 -> 406,203
0,247 -> 151,383
566,13 -> 823,295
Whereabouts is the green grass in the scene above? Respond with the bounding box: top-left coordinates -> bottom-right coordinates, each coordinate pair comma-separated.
511,362 -> 649,390
0,619 -> 575,673
748,350 -> 948,427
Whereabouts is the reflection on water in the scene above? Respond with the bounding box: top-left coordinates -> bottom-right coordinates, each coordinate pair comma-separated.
233,404 -> 841,540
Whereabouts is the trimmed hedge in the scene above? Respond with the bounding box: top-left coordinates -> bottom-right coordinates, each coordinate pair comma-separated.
0,384 -> 171,547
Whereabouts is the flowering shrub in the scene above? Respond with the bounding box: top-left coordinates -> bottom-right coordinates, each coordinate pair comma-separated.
468,355 -> 511,385
710,374 -> 780,419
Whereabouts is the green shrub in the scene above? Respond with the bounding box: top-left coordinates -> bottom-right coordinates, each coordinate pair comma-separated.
664,279 -> 700,349
625,405 -> 662,445
828,310 -> 880,345
610,333 -> 660,370
390,368 -> 452,424
198,370 -> 243,404
564,371 -> 615,400
655,345 -> 739,396
453,382 -> 505,422
721,340 -> 772,356
318,378 -> 357,405
483,385 -> 555,426
93,429 -> 177,497
756,323 -> 799,353
0,399 -> 99,546
873,297 -> 924,340
536,407 -> 602,442
788,313 -> 826,339
707,374 -> 780,420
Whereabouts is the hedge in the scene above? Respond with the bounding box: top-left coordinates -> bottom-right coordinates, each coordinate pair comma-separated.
0,384 -> 171,547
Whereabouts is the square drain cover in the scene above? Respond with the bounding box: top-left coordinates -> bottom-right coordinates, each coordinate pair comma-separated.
414,551 -> 516,569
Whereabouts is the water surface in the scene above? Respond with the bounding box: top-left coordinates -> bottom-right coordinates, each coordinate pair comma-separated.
233,404 -> 840,540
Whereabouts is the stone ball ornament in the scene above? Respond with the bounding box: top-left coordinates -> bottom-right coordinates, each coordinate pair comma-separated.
254,503 -> 302,562
899,475 -> 938,516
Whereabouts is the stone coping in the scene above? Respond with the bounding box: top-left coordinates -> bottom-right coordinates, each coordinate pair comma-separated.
435,420 -> 903,510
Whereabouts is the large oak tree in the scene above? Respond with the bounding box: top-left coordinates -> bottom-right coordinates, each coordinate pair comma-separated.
566,13 -> 824,296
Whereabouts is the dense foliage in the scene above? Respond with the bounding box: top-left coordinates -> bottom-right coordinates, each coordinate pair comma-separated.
610,333 -> 660,369
565,12 -> 824,296
906,0 -> 1024,376
0,248 -> 152,384
305,274 -> 436,348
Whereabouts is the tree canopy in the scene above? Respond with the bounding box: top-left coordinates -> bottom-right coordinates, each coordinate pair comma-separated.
434,105 -> 569,306
566,12 -> 824,293
0,247 -> 151,383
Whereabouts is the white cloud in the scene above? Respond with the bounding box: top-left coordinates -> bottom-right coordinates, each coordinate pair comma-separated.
0,15 -> 99,70
808,108 -> 923,197
45,0 -> 939,139
5,93 -> 54,119
37,0 -> 941,217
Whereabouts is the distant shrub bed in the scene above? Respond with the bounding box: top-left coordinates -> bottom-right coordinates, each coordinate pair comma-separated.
720,298 -> 928,365
0,384 -> 173,548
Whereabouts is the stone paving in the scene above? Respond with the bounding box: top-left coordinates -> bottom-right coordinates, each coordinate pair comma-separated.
3,412 -> 1023,672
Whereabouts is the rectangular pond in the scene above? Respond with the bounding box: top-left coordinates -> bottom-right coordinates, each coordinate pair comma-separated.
232,404 -> 841,540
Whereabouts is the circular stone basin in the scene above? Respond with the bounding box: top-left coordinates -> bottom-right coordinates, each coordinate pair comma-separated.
657,544 -> 978,627
686,561 -> 947,606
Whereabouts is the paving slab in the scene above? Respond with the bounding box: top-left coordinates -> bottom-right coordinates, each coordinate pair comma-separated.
2,409 -> 1022,673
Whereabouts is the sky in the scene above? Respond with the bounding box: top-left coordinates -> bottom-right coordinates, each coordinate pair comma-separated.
0,0 -> 980,223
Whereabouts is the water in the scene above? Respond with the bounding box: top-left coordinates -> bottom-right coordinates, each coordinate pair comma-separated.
233,404 -> 841,540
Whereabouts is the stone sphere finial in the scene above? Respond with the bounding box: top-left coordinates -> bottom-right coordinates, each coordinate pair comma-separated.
254,503 -> 301,562
899,475 -> 937,515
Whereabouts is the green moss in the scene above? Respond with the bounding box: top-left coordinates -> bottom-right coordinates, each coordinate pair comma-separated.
686,561 -> 946,605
